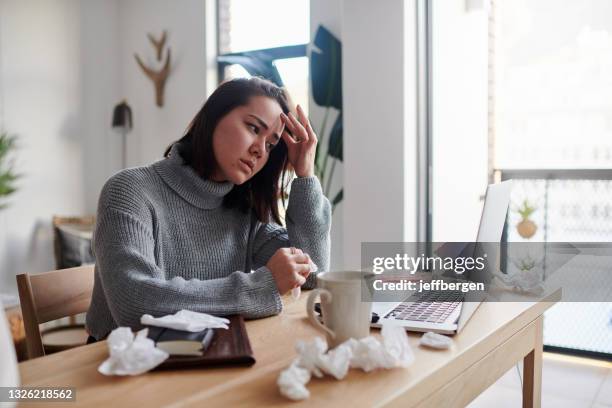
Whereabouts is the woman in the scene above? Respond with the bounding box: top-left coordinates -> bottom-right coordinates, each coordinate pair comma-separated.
86,77 -> 331,341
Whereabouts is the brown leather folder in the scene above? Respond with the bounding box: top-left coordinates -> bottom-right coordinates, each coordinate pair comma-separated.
154,315 -> 255,370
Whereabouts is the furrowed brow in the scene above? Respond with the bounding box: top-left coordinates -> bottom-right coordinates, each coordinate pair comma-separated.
249,114 -> 282,142
247,114 -> 269,130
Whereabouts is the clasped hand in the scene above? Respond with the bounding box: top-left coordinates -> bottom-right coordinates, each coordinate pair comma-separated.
267,247 -> 312,295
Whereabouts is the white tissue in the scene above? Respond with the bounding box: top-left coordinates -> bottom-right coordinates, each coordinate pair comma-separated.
140,309 -> 230,332
98,328 -> 169,376
349,325 -> 414,372
346,336 -> 385,372
419,332 -> 453,350
278,324 -> 414,400
293,337 -> 352,380
295,337 -> 328,378
316,342 -> 353,380
291,261 -> 318,299
291,287 -> 301,300
277,361 -> 312,401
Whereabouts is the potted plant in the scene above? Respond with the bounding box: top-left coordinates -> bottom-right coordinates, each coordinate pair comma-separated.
0,131 -> 19,389
0,132 -> 18,210
514,199 -> 537,239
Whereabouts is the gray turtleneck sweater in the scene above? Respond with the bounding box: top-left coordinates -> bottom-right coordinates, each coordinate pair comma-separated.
85,144 -> 331,340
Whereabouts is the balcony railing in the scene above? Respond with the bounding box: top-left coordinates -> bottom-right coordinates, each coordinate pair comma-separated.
496,169 -> 612,359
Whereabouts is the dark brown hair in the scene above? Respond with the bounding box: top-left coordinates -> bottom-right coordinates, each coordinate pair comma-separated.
164,77 -> 291,224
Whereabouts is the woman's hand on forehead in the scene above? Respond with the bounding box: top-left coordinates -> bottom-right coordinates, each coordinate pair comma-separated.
280,104 -> 317,178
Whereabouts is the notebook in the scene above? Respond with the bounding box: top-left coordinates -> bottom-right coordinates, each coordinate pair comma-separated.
147,326 -> 215,356
146,315 -> 255,370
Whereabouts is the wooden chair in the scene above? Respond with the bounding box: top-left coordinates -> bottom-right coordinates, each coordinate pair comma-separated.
16,265 -> 94,359
52,215 -> 95,269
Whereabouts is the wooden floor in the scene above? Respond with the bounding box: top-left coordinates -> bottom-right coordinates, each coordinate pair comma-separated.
469,353 -> 612,408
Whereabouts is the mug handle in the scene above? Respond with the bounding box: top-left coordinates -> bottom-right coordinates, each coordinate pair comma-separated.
306,288 -> 336,339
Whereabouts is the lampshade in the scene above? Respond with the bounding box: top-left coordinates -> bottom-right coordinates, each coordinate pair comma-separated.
112,100 -> 133,130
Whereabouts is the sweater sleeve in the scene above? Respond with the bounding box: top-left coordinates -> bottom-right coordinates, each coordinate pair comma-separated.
94,206 -> 282,329
251,176 -> 331,289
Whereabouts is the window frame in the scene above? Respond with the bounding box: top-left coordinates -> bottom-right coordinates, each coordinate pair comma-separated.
217,44 -> 307,86
215,0 -> 308,86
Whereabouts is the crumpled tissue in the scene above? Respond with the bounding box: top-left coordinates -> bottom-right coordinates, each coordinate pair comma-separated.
277,324 -> 414,400
291,260 -> 318,299
140,309 -> 230,332
277,361 -> 312,400
98,327 -> 169,376
419,332 -> 453,350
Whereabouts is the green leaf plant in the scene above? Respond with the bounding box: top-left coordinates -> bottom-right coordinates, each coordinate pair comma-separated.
310,25 -> 343,212
0,132 -> 19,210
514,199 -> 537,221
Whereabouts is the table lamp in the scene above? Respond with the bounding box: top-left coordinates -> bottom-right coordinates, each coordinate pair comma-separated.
111,100 -> 133,168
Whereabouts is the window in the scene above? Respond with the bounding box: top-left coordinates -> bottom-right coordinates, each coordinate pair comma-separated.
491,0 -> 612,358
493,0 -> 612,170
217,0 -> 310,111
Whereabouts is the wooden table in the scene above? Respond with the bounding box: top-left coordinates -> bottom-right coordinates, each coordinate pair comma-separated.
18,289 -> 560,407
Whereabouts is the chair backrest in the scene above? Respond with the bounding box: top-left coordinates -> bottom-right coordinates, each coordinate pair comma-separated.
52,215 -> 95,269
16,265 -> 94,359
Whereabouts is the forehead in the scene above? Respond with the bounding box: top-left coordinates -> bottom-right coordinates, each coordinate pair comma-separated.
238,96 -> 283,124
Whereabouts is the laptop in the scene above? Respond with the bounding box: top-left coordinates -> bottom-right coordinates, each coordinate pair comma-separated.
371,181 -> 512,335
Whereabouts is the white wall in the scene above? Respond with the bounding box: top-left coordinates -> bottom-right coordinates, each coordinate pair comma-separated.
0,0 -> 209,293
80,0 -> 121,212
82,0 -> 210,191
342,0 -> 418,270
118,0 -> 208,169
310,0 -> 344,271
0,0 -> 88,292
431,0 -> 489,242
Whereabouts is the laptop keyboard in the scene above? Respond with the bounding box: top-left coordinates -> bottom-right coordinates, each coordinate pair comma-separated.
384,290 -> 464,324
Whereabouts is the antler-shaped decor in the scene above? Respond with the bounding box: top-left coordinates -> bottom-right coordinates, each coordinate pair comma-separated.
147,31 -> 167,61
135,30 -> 171,107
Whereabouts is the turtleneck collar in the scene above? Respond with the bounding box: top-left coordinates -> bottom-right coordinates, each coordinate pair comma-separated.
152,143 -> 234,209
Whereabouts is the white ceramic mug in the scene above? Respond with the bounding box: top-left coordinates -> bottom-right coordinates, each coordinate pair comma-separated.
306,271 -> 372,348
